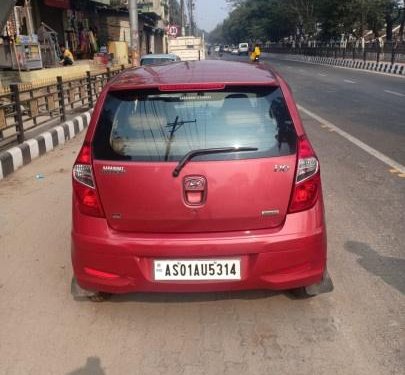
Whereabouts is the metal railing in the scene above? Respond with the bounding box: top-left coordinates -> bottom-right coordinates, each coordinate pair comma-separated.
266,42 -> 405,65
0,65 -> 127,150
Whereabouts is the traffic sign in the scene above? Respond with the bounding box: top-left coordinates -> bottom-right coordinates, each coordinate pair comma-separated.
167,25 -> 179,37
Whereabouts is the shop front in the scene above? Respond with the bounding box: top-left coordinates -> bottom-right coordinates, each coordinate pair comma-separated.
0,0 -> 43,70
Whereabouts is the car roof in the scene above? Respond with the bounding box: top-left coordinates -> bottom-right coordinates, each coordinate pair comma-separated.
109,60 -> 278,90
140,53 -> 178,60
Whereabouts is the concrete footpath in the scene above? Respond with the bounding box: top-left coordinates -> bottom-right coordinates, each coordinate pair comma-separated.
0,109 -> 93,181
265,53 -> 405,76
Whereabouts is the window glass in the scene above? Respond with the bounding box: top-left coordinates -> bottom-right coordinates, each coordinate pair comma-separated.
93,88 -> 297,161
140,58 -> 174,66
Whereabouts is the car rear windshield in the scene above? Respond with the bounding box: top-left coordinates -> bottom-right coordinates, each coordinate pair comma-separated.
93,87 -> 297,162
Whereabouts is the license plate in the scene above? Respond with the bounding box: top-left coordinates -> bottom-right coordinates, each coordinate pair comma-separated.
154,259 -> 241,281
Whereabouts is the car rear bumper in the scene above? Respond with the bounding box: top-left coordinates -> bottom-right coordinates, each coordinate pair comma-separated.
71,201 -> 327,294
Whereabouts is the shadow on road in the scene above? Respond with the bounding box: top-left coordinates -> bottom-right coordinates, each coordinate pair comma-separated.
109,290 -> 282,303
345,240 -> 405,295
66,357 -> 105,375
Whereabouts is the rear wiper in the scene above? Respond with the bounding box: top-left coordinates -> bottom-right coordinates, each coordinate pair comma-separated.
165,116 -> 197,161
172,147 -> 258,177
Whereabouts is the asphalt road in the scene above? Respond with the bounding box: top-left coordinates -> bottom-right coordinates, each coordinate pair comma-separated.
0,57 -> 404,374
228,52 -> 405,165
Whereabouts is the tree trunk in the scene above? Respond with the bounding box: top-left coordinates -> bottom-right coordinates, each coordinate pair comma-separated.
386,17 -> 394,42
399,11 -> 405,42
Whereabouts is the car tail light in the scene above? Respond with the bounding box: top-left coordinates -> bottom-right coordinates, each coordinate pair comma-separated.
289,136 -> 320,213
72,143 -> 105,217
159,83 -> 225,91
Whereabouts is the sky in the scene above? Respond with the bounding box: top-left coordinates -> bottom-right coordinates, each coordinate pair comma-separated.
195,0 -> 230,32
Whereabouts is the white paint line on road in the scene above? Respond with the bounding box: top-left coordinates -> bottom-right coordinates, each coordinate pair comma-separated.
55,126 -> 65,145
318,73 -> 328,77
85,111 -> 91,125
384,90 -> 405,97
77,116 -> 84,132
344,79 -> 356,84
298,105 -> 405,175
7,147 -> 23,169
66,120 -> 75,139
269,55 -> 405,79
25,139 -> 39,160
42,132 -> 54,152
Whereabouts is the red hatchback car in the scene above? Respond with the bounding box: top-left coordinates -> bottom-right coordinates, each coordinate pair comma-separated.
71,60 -> 333,300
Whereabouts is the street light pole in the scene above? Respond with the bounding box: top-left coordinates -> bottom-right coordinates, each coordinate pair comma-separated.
180,0 -> 185,36
128,0 -> 140,66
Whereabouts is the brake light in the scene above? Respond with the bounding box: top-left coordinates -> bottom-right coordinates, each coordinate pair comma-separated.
72,143 -> 105,217
159,83 -> 225,91
289,136 -> 320,213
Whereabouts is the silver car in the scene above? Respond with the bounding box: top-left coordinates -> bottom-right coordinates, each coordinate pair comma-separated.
140,53 -> 181,66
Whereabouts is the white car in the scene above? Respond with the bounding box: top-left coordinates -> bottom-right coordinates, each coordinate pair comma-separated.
238,43 -> 249,55
140,53 -> 180,66
231,48 -> 239,55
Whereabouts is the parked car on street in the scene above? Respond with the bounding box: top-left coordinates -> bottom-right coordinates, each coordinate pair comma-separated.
231,48 -> 239,55
140,53 -> 180,66
71,60 -> 333,300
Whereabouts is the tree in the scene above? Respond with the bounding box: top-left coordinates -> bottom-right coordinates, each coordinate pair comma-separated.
383,0 -> 403,41
168,0 -> 182,26
210,0 -> 405,44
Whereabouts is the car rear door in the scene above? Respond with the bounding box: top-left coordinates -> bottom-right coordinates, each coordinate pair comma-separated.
92,87 -> 297,234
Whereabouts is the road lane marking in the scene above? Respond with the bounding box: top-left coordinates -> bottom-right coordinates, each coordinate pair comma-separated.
344,79 -> 356,84
268,54 -> 405,79
298,105 -> 405,175
76,116 -> 84,132
25,139 -> 39,160
42,132 -> 54,152
65,120 -> 75,139
384,90 -> 405,97
318,73 -> 327,77
7,147 -> 23,169
54,126 -> 65,145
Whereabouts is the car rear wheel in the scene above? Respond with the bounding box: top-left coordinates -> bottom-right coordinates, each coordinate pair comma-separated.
290,271 -> 334,298
71,277 -> 111,302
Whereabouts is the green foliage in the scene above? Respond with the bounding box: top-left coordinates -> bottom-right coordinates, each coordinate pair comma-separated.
168,0 -> 182,26
210,0 -> 404,43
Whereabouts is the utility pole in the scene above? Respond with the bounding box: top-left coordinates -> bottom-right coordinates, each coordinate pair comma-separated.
188,0 -> 194,36
128,0 -> 140,66
180,0 -> 185,36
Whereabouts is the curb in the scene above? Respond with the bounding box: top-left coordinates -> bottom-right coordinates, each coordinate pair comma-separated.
0,109 -> 93,181
272,54 -> 405,76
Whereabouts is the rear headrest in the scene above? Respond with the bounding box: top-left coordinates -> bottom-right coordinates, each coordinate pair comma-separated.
222,94 -> 253,112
